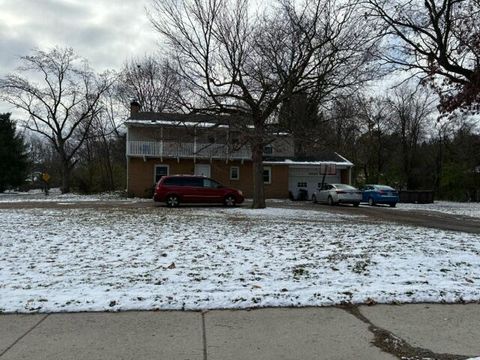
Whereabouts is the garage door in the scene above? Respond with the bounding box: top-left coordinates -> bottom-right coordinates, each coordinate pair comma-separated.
288,167 -> 341,200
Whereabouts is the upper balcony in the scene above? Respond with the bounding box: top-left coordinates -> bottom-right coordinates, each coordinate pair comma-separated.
126,122 -> 295,160
127,140 -> 252,160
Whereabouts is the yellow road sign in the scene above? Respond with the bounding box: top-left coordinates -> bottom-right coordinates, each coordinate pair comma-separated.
42,173 -> 50,183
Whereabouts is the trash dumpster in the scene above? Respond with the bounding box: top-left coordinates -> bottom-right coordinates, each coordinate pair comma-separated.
399,190 -> 435,204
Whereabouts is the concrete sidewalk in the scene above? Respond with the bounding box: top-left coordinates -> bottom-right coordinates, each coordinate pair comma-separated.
0,304 -> 479,360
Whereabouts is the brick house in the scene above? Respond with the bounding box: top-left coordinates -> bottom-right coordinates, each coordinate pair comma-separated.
126,103 -> 354,199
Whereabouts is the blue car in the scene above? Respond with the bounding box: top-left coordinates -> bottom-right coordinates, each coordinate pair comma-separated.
361,184 -> 399,207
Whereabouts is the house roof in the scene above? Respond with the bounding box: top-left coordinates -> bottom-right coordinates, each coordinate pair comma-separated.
126,112 -> 242,128
130,111 -> 226,122
125,112 -> 291,135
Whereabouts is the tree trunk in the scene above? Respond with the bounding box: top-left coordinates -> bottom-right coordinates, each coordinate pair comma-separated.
61,161 -> 72,194
102,135 -> 115,191
434,139 -> 444,195
251,141 -> 266,209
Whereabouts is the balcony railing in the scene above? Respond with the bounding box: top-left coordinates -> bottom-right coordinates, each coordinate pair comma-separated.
127,141 -> 252,160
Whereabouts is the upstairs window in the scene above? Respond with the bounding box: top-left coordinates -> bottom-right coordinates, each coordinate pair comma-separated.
263,144 -> 273,155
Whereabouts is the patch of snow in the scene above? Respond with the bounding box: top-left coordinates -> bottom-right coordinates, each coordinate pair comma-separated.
0,207 -> 479,313
396,201 -> 480,219
0,189 -> 148,203
264,159 -> 352,166
196,206 -> 361,221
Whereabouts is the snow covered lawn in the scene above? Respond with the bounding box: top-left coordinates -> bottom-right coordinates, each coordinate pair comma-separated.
1,206 -> 479,313
0,188 -> 148,203
396,201 -> 480,219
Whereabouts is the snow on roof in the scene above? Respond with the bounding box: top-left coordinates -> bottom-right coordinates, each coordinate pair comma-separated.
126,119 -> 230,128
125,113 -> 290,135
125,119 -> 291,136
263,152 -> 353,167
334,152 -> 354,166
264,159 -> 353,167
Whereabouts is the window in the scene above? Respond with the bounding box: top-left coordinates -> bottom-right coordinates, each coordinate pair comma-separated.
203,178 -> 221,188
154,165 -> 169,183
263,144 -> 273,155
335,184 -> 356,190
297,182 -> 307,188
184,177 -> 203,187
263,167 -> 272,184
163,177 -> 178,186
164,176 -> 203,187
230,166 -> 239,180
318,183 -> 331,190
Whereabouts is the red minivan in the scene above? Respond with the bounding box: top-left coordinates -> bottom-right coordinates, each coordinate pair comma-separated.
154,175 -> 245,207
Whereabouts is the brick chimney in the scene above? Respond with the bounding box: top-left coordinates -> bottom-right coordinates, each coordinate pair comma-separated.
130,101 -> 141,117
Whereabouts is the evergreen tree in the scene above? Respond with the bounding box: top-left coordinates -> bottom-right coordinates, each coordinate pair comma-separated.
0,113 -> 28,192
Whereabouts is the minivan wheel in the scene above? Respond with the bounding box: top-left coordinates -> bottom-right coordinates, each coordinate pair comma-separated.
390,203 -> 396,208
166,195 -> 180,207
368,197 -> 375,206
353,202 -> 360,207
224,195 -> 236,207
312,194 -> 317,204
327,196 -> 334,206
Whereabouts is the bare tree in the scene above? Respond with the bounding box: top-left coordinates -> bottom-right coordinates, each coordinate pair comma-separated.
328,95 -> 364,174
149,0 -> 380,208
356,95 -> 393,183
278,92 -> 326,158
117,55 -> 182,113
365,0 -> 480,112
390,85 -> 435,189
0,48 -> 113,193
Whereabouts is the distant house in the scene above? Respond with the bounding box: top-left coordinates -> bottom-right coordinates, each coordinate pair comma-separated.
125,102 -> 354,199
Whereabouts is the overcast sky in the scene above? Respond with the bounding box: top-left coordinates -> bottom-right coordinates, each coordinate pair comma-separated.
0,0 -> 160,115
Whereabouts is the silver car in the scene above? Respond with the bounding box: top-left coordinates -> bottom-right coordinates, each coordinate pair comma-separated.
312,183 -> 362,206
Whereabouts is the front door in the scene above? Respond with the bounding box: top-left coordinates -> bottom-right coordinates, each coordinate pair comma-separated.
194,164 -> 211,177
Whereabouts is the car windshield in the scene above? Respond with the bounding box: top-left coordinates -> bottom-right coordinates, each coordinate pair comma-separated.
375,185 -> 395,191
333,184 -> 356,190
